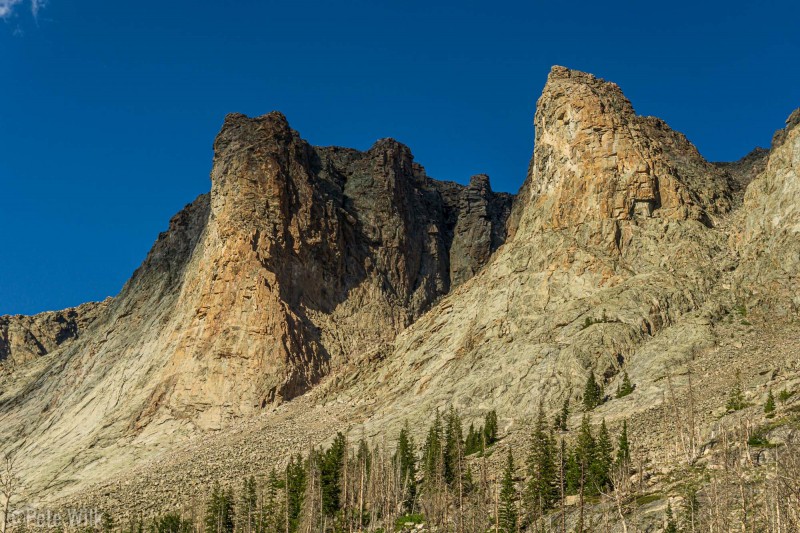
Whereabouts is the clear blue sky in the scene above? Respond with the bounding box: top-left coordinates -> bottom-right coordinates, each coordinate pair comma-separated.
1,1 -> 798,315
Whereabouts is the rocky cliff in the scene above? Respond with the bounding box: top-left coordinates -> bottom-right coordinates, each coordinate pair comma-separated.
343,67 -> 745,436
734,108 -> 800,315
0,112 -> 511,499
1,66 -> 798,517
0,300 -> 107,369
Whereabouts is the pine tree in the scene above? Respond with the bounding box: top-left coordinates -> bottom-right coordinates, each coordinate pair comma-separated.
498,449 -> 518,533
664,502 -> 678,533
395,423 -> 418,513
565,447 -> 581,496
591,419 -> 613,492
484,410 -> 499,446
682,485 -> 700,532
582,372 -> 603,411
239,475 -> 258,533
285,454 -> 306,533
525,406 -> 558,520
567,414 -> 597,494
444,406 -> 464,486
153,513 -> 192,533
616,420 -> 631,467
726,370 -> 746,411
615,371 -> 634,398
422,409 -> 444,482
320,432 -> 346,516
765,389 -> 776,416
463,464 -> 474,494
260,468 -> 280,533
205,482 -> 235,533
557,398 -> 569,431
465,423 -> 477,455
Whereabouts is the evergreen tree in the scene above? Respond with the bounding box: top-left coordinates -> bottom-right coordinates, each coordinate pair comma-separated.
239,475 -> 258,533
569,415 -> 596,496
565,447 -> 581,496
356,438 -> 371,479
444,406 -> 464,486
260,468 -> 280,533
582,372 -> 603,411
498,449 -> 518,533
591,419 -> 613,492
465,423 -> 484,455
463,464 -> 475,494
554,398 -> 569,431
526,406 -> 558,520
726,370 -> 746,411
682,485 -> 700,532
320,432 -> 346,516
422,409 -> 444,482
664,503 -> 678,533
152,514 -> 192,533
615,371 -> 635,398
395,423 -> 418,513
616,420 -> 631,467
286,454 -> 306,533
765,389 -> 776,416
205,482 -> 235,533
484,410 -> 499,446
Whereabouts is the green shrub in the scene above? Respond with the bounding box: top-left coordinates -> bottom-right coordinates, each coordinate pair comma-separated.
395,513 -> 425,529
765,390 -> 776,417
747,431 -> 770,447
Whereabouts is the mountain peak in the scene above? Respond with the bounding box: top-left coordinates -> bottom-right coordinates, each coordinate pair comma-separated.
519,65 -> 734,235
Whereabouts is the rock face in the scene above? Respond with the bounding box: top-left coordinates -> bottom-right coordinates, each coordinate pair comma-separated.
714,147 -> 770,193
0,112 -> 511,498
348,66 -> 746,436
443,174 -> 513,285
0,301 -> 107,369
2,66 -> 798,512
734,109 -> 800,315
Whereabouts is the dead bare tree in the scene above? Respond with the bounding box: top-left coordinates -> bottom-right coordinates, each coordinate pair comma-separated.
0,453 -> 20,533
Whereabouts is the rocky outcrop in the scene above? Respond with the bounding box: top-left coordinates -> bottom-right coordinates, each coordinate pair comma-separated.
438,175 -> 513,286
734,109 -> 800,315
0,300 -> 107,368
0,112 -> 511,500
714,147 -> 770,193
3,65 -> 798,514
348,66 -> 741,439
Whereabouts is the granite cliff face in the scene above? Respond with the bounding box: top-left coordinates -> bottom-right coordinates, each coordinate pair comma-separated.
345,67 -> 779,438
734,109 -> 800,315
1,66 -> 798,513
0,112 -> 511,498
0,301 -> 107,369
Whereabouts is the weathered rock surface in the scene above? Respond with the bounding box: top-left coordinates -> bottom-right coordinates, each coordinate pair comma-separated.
345,66 -> 749,438
1,66 -> 798,519
0,112 -> 511,500
713,147 -> 769,193
0,300 -> 107,369
734,108 -> 800,315
441,174 -> 513,285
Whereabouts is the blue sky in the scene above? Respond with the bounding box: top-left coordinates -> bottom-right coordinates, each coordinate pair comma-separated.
1,1 -> 798,315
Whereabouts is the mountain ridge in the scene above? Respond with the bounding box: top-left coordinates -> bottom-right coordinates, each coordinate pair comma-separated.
0,67 -> 798,528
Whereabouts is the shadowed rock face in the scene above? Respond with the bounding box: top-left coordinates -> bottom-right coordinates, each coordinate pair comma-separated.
713,147 -> 770,193
0,111 -> 512,498
439,174 -> 514,286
